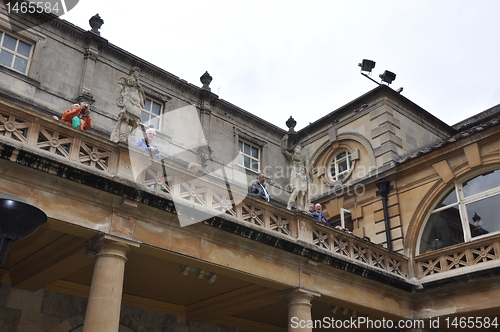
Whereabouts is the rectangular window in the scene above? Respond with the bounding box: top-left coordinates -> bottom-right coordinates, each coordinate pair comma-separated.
141,98 -> 163,130
238,140 -> 260,172
0,31 -> 32,74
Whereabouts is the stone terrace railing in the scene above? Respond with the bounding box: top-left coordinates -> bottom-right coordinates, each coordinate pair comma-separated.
144,159 -> 409,278
415,234 -> 500,279
311,223 -> 409,277
1,106 -> 408,279
0,108 -> 117,173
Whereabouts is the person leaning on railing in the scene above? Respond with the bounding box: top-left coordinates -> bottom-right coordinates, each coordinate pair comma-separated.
134,127 -> 161,159
249,172 -> 270,202
60,102 -> 92,130
311,203 -> 329,225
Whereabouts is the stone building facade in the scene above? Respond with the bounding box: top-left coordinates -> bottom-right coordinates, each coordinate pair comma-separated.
1,4 -> 500,332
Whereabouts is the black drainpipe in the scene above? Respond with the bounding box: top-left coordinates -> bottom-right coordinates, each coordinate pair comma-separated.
376,180 -> 394,250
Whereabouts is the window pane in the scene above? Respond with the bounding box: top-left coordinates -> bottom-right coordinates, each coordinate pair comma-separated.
331,150 -> 352,181
243,143 -> 250,155
152,102 -> 161,115
251,146 -> 259,158
0,50 -> 13,66
330,164 -> 336,177
13,56 -> 28,73
251,159 -> 259,171
17,40 -> 31,57
150,117 -> 159,130
238,141 -> 243,152
466,194 -> 500,237
3,34 -> 17,51
338,159 -> 347,173
141,112 -> 150,123
419,206 -> 464,253
463,170 -> 500,197
435,188 -> 457,209
244,156 -> 250,168
144,99 -> 151,111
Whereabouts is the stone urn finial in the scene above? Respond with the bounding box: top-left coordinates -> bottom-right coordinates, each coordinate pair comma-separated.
286,116 -> 297,133
89,14 -> 104,35
200,71 -> 212,91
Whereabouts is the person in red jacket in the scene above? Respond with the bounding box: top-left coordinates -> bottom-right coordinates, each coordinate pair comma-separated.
61,102 -> 92,130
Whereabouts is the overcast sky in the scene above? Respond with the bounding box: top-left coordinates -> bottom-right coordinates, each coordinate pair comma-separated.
62,1 -> 500,131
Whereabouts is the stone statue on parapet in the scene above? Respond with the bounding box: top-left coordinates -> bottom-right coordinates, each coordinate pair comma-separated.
281,133 -> 309,211
110,66 -> 145,143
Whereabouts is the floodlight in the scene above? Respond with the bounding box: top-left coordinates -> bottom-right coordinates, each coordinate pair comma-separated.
358,59 -> 376,73
379,70 -> 396,85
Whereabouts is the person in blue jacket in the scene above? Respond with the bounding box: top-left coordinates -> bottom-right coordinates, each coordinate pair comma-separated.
134,127 -> 161,159
311,203 -> 329,225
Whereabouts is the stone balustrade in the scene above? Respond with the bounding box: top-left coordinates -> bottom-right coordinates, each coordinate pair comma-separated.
415,233 -> 500,279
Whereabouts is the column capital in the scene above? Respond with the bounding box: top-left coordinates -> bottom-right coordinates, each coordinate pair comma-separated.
279,286 -> 321,303
86,233 -> 140,261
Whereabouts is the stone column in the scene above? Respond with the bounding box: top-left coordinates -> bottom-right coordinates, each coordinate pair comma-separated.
281,287 -> 321,332
82,234 -> 139,332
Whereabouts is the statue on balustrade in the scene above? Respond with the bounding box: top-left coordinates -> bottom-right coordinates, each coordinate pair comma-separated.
281,134 -> 309,211
110,66 -> 145,143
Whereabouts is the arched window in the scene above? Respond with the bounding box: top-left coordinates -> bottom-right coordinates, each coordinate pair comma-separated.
329,150 -> 353,182
419,169 -> 500,254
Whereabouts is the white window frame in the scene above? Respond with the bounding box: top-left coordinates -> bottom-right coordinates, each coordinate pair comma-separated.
237,139 -> 260,172
340,208 -> 352,229
329,149 -> 353,182
450,182 -> 500,242
0,30 -> 33,74
419,169 -> 500,254
141,97 -> 163,130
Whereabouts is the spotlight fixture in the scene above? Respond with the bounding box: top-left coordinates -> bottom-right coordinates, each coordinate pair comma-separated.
379,70 -> 396,85
358,59 -> 397,87
181,266 -> 190,276
208,273 -> 217,284
197,269 -> 207,279
358,59 -> 376,73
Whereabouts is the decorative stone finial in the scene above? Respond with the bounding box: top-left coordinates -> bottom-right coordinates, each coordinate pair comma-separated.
89,14 -> 104,35
286,116 -> 297,133
200,71 -> 212,91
